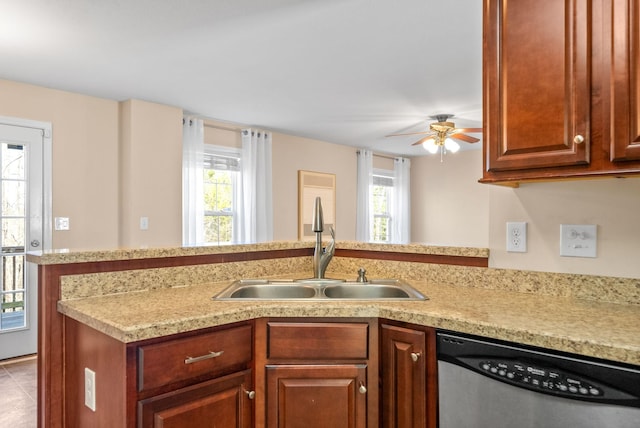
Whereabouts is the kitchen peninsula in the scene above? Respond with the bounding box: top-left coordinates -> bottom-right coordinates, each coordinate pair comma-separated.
28,242 -> 640,427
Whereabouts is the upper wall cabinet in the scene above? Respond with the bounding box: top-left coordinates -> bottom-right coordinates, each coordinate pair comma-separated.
611,0 -> 640,161
481,0 -> 640,185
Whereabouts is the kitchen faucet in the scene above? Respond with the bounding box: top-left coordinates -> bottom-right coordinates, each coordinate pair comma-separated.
311,197 -> 335,278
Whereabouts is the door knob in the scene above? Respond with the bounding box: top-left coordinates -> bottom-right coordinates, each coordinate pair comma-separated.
411,352 -> 421,362
31,240 -> 40,248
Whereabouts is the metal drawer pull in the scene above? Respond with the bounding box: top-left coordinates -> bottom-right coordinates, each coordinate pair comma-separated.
573,135 -> 585,144
411,352 -> 421,362
359,382 -> 367,394
245,390 -> 256,400
184,350 -> 224,364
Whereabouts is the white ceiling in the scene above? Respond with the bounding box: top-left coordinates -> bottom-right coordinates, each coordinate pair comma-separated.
0,0 -> 482,157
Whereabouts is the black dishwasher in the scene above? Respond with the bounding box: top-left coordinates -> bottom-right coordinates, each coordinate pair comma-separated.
437,331 -> 640,428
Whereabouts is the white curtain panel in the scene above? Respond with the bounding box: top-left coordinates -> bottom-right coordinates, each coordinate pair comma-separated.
182,117 -> 205,246
240,128 -> 273,243
356,149 -> 373,241
391,157 -> 411,244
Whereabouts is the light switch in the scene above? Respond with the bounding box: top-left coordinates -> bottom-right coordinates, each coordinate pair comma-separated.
140,217 -> 149,230
560,224 -> 597,258
54,217 -> 70,231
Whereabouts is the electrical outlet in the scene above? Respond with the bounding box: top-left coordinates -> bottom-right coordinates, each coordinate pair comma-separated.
85,368 -> 96,412
506,222 -> 527,252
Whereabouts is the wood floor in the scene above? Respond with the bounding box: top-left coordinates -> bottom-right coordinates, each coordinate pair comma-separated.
0,355 -> 36,428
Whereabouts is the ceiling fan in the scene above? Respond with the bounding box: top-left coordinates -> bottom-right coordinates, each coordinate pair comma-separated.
386,114 -> 483,160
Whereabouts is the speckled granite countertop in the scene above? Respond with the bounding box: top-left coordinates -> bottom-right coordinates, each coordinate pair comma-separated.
57,276 -> 640,366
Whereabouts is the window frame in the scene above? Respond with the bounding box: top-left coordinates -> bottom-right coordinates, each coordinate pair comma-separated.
371,168 -> 394,243
202,145 -> 241,245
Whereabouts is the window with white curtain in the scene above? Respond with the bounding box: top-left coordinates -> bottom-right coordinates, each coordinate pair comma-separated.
356,151 -> 410,244
202,146 -> 241,245
371,169 -> 394,242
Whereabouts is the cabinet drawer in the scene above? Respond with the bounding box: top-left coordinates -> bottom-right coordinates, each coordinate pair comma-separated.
268,322 -> 369,360
138,324 -> 252,392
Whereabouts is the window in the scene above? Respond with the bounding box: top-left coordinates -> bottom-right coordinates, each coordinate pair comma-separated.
371,169 -> 394,243
202,147 -> 240,245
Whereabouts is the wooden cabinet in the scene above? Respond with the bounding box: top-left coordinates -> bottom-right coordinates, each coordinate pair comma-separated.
380,321 -> 437,428
481,0 -> 640,185
138,370 -> 252,428
610,0 -> 640,161
63,319 -> 254,428
265,364 -> 367,428
136,323 -> 254,428
137,324 -> 252,392
255,318 -> 378,428
66,316 -> 442,428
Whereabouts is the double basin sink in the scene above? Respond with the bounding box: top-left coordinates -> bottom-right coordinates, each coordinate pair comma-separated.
214,278 -> 427,301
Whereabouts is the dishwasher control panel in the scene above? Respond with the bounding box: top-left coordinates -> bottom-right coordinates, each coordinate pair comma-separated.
437,331 -> 640,406
479,359 -> 602,398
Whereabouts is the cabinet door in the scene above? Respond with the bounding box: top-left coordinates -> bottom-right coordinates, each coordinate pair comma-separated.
265,364 -> 367,428
381,324 -> 427,428
484,0 -> 591,172
138,370 -> 252,428
610,0 -> 640,161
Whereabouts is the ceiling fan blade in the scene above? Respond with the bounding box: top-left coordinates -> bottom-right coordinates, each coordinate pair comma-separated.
453,127 -> 483,133
386,131 -> 431,137
450,133 -> 480,143
411,136 -> 435,146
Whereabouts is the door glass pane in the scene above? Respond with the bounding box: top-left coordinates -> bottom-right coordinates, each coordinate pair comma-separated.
2,218 -> 25,247
1,142 -> 26,332
3,180 -> 25,216
2,144 -> 24,179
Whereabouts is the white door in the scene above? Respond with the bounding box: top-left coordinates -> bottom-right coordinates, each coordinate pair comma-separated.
0,119 -> 51,360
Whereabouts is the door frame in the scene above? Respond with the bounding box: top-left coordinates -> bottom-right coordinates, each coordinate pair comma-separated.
0,115 -> 52,359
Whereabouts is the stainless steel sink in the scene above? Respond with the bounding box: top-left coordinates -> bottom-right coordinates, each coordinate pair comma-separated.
226,284 -> 317,299
213,279 -> 427,301
323,284 -> 416,299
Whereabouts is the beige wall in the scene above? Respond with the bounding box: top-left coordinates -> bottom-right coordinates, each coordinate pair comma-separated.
411,148 -> 640,279
202,120 -> 358,241
488,177 -> 640,278
4,79 -> 639,278
272,133 -> 357,241
411,150 -> 489,247
0,79 -> 120,249
119,100 -> 183,248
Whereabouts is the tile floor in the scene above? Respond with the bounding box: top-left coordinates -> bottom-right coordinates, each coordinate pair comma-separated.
0,355 -> 37,428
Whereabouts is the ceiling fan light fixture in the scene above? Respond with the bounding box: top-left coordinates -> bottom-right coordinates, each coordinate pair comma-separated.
422,138 -> 439,154
444,138 -> 460,153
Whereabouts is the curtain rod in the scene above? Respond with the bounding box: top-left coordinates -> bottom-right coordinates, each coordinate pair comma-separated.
357,149 -> 400,161
204,123 -> 241,133
374,153 -> 398,160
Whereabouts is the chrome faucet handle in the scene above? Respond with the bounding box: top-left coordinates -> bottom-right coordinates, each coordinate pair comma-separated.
356,268 -> 367,283
324,227 -> 336,256
318,227 -> 335,278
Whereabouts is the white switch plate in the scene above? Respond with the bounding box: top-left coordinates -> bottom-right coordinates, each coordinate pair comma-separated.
54,217 -> 70,231
560,224 -> 597,258
139,216 -> 149,230
84,367 -> 96,412
506,222 -> 527,252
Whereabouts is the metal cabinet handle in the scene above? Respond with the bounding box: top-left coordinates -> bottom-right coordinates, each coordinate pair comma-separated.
359,382 -> 367,394
184,350 -> 224,364
245,390 -> 256,400
411,352 -> 421,362
573,135 -> 585,144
